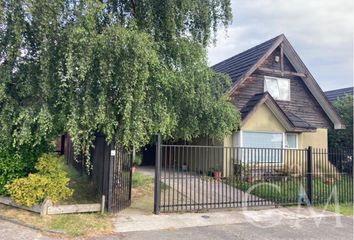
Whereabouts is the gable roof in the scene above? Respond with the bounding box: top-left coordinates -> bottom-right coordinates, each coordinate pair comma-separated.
212,34 -> 345,129
212,35 -> 281,85
241,92 -> 315,132
325,87 -> 353,102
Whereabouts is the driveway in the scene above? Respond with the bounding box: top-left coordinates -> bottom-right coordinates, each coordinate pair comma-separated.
137,166 -> 271,211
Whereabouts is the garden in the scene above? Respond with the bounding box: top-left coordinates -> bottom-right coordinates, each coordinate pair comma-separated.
0,152 -> 112,237
231,174 -> 353,205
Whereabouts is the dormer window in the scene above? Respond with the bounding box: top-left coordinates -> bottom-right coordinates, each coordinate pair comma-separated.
264,76 -> 290,101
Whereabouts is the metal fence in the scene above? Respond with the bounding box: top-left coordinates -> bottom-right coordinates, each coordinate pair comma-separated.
64,135 -> 133,213
154,138 -> 353,213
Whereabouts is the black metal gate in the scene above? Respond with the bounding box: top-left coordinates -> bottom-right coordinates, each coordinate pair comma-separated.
108,145 -> 133,213
64,135 -> 133,213
153,136 -> 353,214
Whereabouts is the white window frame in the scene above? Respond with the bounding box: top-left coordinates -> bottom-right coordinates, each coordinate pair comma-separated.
284,133 -> 298,149
264,76 -> 291,101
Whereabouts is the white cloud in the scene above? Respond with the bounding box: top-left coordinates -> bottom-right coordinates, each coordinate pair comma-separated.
208,0 -> 353,91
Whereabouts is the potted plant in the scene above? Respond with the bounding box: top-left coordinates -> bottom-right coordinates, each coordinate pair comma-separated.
132,153 -> 142,173
214,163 -> 222,181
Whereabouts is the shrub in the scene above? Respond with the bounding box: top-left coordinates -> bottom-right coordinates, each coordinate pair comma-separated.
0,142 -> 53,195
0,155 -> 31,195
6,154 -> 73,206
34,154 -> 63,176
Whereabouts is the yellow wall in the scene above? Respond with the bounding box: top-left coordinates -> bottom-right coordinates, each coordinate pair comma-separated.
299,128 -> 328,149
223,104 -> 332,176
193,105 -> 331,177
236,104 -> 328,150
241,104 -> 285,132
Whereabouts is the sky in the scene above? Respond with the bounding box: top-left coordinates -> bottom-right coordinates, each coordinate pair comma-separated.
208,0 -> 353,91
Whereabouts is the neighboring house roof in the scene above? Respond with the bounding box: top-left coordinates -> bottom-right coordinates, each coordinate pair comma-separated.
212,34 -> 345,129
241,92 -> 315,132
325,87 -> 353,103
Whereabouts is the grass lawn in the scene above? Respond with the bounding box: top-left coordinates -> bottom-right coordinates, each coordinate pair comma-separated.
59,160 -> 100,204
0,159 -> 112,238
129,172 -> 155,214
0,203 -> 112,237
230,175 -> 353,204
318,203 -> 353,216
129,171 -> 169,214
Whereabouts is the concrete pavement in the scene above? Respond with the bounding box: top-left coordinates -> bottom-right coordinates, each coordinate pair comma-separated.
113,206 -> 342,233
0,207 -> 351,240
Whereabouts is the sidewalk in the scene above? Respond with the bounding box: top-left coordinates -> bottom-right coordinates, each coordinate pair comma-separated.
113,206 -> 341,233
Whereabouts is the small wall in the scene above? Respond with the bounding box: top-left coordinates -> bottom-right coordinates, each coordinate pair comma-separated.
0,196 -> 105,216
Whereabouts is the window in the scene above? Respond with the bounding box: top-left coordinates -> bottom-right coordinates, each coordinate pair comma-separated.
264,76 -> 290,101
243,132 -> 283,148
241,132 -> 283,163
285,133 -> 297,149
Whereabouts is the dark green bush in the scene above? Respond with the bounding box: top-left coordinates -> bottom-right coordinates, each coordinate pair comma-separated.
6,154 -> 73,206
0,143 -> 50,195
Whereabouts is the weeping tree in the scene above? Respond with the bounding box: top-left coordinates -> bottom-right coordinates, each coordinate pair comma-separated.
0,0 -> 240,173
328,94 -> 353,150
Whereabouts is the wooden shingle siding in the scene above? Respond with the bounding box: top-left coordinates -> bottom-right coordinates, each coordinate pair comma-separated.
232,51 -> 332,128
259,47 -> 296,72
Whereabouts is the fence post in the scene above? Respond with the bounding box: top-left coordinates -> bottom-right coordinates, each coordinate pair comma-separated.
107,143 -> 115,212
307,146 -> 313,204
154,134 -> 161,214
129,147 -> 134,202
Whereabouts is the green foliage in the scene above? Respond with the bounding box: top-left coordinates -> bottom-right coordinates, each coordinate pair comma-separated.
6,154 -> 73,206
0,142 -> 52,195
132,172 -> 153,188
328,94 -> 353,149
133,153 -> 142,167
0,0 -> 240,171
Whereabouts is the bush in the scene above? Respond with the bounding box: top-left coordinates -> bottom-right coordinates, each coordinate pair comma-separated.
0,142 -> 52,195
6,154 -> 73,206
0,155 -> 32,195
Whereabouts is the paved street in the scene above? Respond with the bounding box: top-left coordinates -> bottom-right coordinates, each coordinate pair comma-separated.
94,216 -> 353,240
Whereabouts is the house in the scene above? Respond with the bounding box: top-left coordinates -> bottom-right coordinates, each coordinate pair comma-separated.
211,34 -> 344,153
325,87 -> 353,103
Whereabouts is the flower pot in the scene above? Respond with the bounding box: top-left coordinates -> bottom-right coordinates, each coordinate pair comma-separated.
214,170 -> 222,181
324,177 -> 335,185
